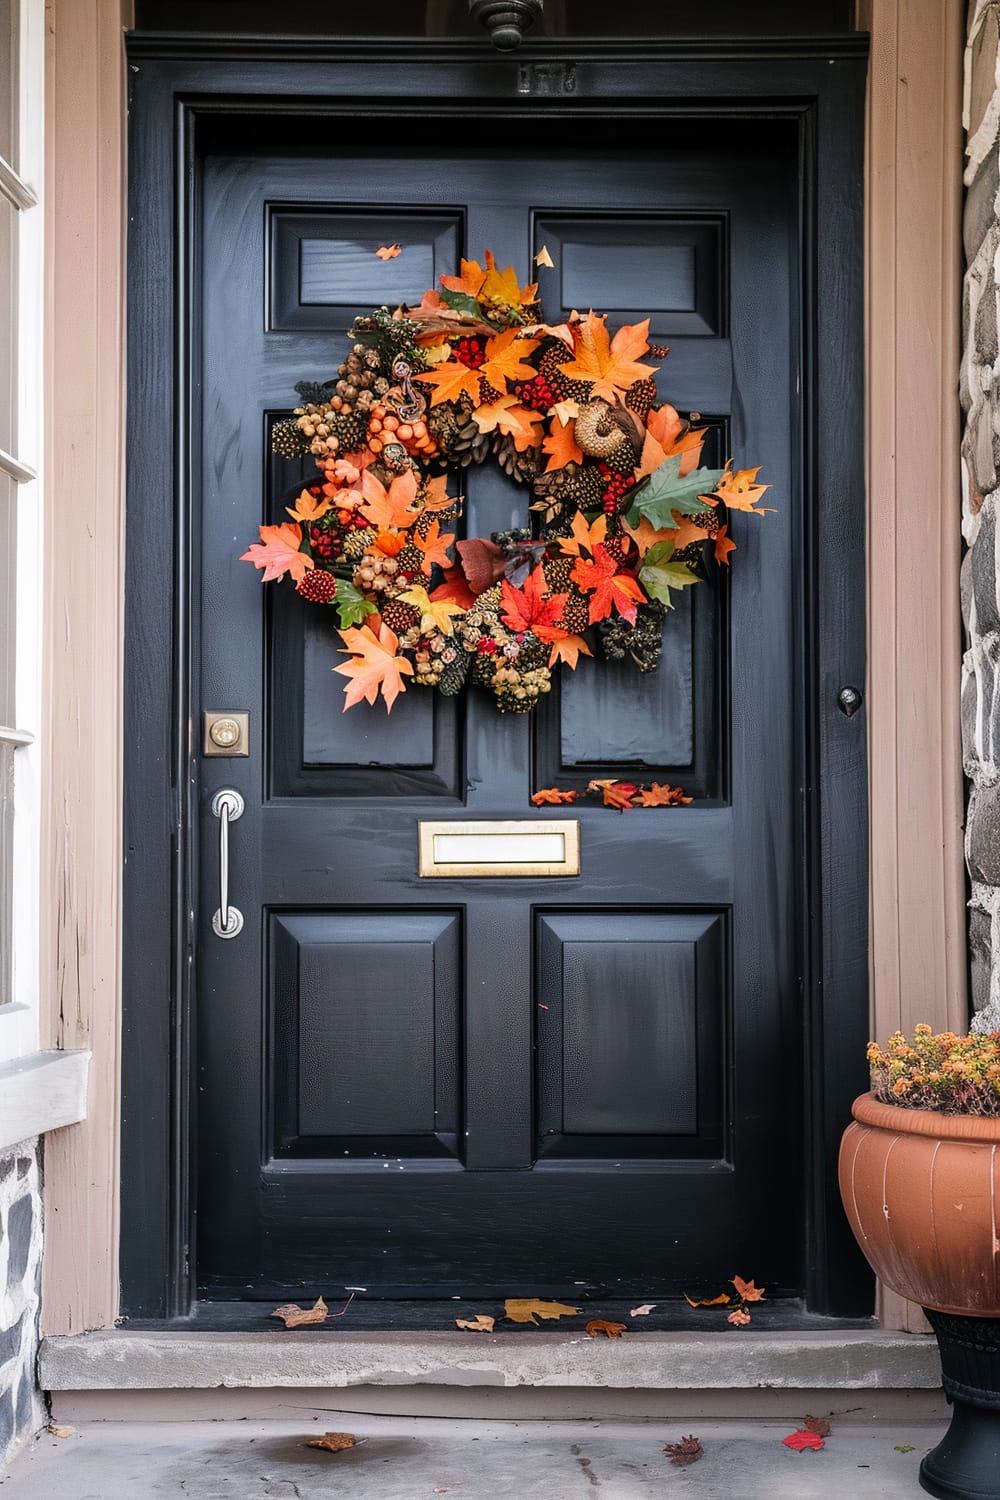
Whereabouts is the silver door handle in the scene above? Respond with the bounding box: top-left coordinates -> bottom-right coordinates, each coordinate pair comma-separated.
211,788 -> 245,938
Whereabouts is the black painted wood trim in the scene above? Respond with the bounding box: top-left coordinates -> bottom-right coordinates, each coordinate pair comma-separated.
121,42 -> 870,1321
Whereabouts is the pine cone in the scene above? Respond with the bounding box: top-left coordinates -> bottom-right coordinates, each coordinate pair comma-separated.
381,599 -> 421,634
625,376 -> 657,419
492,433 -> 541,484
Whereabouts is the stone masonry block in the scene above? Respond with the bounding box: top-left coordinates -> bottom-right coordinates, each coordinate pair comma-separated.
966,151 -> 1000,266
971,901 -> 994,1016
970,883 -> 1000,1032
972,495 -> 1000,633
969,5 -> 1000,145
968,782 -> 1000,882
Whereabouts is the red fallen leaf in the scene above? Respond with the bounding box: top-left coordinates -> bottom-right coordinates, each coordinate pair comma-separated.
375,243 -> 401,259
586,1319 -> 626,1338
531,787 -> 579,805
732,1275 -> 765,1303
783,1429 -> 825,1452
587,779 -> 639,809
804,1415 -> 832,1437
665,1435 -> 704,1467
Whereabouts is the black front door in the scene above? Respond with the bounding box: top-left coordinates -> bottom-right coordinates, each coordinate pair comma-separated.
192,118 -> 804,1302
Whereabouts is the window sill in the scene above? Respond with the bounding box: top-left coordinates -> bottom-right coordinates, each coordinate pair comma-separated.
0,1050 -> 89,1151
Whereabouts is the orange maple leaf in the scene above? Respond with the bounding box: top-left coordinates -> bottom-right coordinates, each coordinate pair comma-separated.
542,412 -> 584,471
375,243 -> 401,260
548,634 -> 593,670
472,396 -> 542,449
415,519 -> 456,574
500,568 -> 569,643
285,488 -> 331,524
556,509 -> 608,558
683,1292 -> 731,1308
420,474 -> 459,513
635,404 -> 707,482
587,778 -> 639,809
571,546 -> 647,625
359,468 -> 420,530
714,525 -> 737,566
732,1276 -> 765,1303
622,512 -> 677,555
558,312 -> 659,400
333,621 -> 414,713
440,257 -> 488,299
713,464 -> 775,515
480,327 -> 541,389
414,357 -> 484,408
530,786 -> 579,805
374,529 -> 407,558
240,523 -> 313,584
637,783 -> 692,807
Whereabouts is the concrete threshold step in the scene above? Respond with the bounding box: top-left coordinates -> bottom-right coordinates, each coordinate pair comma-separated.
40,1328 -> 941,1394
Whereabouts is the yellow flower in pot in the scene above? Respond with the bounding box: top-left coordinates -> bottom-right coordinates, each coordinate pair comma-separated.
840,1025 -> 1000,1500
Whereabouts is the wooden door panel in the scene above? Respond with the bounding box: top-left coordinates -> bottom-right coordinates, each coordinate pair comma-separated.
269,910 -> 461,1157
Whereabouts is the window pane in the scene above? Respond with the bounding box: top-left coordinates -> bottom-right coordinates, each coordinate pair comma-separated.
0,0 -> 15,171
0,471 -> 13,726
0,738 -> 11,1006
0,193 -> 13,457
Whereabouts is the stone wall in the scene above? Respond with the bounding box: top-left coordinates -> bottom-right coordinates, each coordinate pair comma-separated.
0,1142 -> 43,1464
964,1 -> 1000,1028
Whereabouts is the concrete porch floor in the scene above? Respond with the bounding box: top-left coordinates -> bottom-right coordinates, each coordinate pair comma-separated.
0,1414 -> 944,1498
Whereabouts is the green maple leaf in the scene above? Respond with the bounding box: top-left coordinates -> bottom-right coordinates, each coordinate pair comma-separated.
639,540 -> 701,609
439,287 -> 486,319
626,455 -> 723,531
334,580 -> 378,630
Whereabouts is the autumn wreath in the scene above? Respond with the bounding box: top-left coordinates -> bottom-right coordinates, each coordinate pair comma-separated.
241,248 -> 773,716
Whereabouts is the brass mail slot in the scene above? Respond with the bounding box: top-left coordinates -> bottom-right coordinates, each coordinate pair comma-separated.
418,819 -> 580,878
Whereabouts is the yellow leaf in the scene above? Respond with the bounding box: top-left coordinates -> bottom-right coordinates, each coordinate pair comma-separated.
413,358 -> 484,408
481,250 -> 537,309
399,584 -> 466,636
480,327 -> 541,389
713,463 -> 775,515
456,1314 -> 495,1332
556,509 -> 608,558
535,244 -> 555,268
504,1298 -> 580,1325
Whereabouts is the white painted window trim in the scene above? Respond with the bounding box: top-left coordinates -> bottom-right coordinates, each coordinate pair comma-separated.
0,0 -> 45,1064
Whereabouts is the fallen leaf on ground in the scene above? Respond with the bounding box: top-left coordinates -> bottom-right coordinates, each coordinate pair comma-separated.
586,1319 -> 627,1338
504,1298 -> 580,1325
271,1296 -> 328,1328
783,1429 -> 825,1452
683,1292 -> 731,1308
587,778 -> 639,809
894,1444 -> 915,1453
306,1431 -> 357,1453
375,243 -> 401,259
45,1425 -> 74,1438
456,1315 -> 495,1332
732,1275 -> 765,1302
630,1304 -> 657,1317
665,1435 -> 704,1466
531,787 -> 579,805
804,1414 -> 831,1437
727,1308 -> 752,1326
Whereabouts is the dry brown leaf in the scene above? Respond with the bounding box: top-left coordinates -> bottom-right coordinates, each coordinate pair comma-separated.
504,1298 -> 580,1325
45,1425 -> 74,1438
271,1296 -> 328,1328
665,1435 -> 704,1466
803,1414 -> 832,1437
683,1291 -> 731,1308
456,1314 -> 495,1332
306,1431 -> 357,1453
375,243 -> 401,260
732,1275 -> 765,1303
586,1319 -> 627,1339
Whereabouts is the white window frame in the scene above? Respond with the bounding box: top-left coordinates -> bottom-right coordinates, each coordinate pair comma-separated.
0,0 -> 44,1062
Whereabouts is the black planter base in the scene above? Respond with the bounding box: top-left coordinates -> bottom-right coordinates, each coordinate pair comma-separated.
921,1310 -> 1000,1500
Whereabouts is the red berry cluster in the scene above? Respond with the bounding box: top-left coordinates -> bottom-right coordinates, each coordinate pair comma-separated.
598,462 -> 633,513
296,570 -> 338,604
513,374 -> 559,412
309,522 -> 338,559
454,337 -> 486,369
477,636 -> 497,655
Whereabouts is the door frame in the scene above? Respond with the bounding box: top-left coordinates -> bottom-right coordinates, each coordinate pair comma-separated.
118,34 -> 869,1320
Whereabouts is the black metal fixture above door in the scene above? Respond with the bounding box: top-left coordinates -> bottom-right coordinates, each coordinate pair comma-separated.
469,0 -> 542,50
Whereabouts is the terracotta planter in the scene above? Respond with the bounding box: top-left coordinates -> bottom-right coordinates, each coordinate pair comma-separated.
840,1093 -> 1000,1500
840,1092 -> 1000,1316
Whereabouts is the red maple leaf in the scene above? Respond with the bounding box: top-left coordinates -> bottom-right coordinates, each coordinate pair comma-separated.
783,1430 -> 825,1452
570,545 -> 646,625
499,568 -> 569,643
